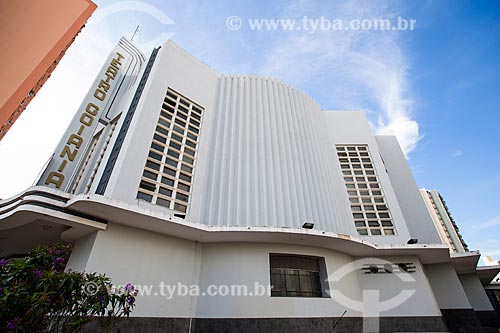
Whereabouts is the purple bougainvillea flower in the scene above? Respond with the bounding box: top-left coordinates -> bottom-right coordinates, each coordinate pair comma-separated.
125,283 -> 134,291
7,321 -> 15,330
0,259 -> 8,267
127,296 -> 135,305
55,257 -> 65,264
33,269 -> 43,278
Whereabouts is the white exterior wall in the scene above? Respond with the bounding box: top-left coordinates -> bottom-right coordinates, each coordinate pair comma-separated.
424,262 -> 472,309
459,273 -> 495,311
323,112 -> 412,244
196,242 -> 362,318
66,223 -> 442,318
67,222 -> 200,317
354,256 -> 441,317
65,231 -> 97,271
209,246 -> 440,318
376,136 -> 442,244
101,42 -> 219,206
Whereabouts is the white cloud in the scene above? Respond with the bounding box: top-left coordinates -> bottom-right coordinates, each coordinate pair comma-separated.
453,149 -> 463,157
259,0 -> 419,156
476,216 -> 500,231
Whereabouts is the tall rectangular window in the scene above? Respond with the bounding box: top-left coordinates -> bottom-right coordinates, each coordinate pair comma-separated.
336,145 -> 396,236
137,88 -> 204,214
270,254 -> 323,297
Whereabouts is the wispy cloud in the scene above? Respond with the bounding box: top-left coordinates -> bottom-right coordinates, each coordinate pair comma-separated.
259,0 -> 419,156
475,216 -> 500,231
453,149 -> 464,157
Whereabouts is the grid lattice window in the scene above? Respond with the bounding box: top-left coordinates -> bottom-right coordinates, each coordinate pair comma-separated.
336,145 -> 396,236
137,88 -> 203,214
270,254 -> 323,297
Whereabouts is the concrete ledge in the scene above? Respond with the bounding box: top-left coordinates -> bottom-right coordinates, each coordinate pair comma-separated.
441,308 -> 481,332
82,316 -> 448,332
193,317 -> 362,333
378,316 -> 448,332
476,310 -> 500,328
82,317 -> 191,332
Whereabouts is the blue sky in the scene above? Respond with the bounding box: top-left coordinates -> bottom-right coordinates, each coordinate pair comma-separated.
0,0 -> 498,260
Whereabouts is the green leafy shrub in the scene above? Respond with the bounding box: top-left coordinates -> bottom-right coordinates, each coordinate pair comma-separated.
0,244 -> 136,332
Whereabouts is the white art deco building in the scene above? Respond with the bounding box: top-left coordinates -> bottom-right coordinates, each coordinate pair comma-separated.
1,38 -> 499,332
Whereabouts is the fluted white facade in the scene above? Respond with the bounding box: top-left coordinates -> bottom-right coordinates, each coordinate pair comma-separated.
201,75 -> 343,231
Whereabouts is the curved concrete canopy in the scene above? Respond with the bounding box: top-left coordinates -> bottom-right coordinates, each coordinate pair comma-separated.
1,187 -> 451,264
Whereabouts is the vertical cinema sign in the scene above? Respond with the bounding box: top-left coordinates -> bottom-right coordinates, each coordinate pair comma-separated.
41,51 -> 126,190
